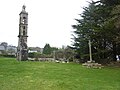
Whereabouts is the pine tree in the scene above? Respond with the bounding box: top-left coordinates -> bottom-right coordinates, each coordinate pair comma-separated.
43,44 -> 51,55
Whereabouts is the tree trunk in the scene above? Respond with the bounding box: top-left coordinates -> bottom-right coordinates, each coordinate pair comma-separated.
112,42 -> 117,61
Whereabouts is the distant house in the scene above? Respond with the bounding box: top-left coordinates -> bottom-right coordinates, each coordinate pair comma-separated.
28,47 -> 43,54
28,50 -> 37,53
0,45 -> 17,55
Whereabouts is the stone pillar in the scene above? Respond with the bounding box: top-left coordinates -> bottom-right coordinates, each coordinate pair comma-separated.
88,40 -> 92,62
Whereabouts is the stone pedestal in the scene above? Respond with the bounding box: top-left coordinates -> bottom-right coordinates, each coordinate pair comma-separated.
82,61 -> 102,69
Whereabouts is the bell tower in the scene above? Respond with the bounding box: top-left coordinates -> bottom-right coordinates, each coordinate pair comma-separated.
17,5 -> 28,61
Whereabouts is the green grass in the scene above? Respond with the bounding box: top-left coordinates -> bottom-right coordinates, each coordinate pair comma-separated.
0,58 -> 120,90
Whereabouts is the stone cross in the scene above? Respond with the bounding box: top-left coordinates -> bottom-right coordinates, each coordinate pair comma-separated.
88,40 -> 92,62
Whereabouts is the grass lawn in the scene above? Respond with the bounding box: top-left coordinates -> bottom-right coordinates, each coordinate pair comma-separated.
0,58 -> 120,90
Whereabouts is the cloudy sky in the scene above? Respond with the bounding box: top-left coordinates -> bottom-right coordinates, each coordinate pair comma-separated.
0,0 -> 96,48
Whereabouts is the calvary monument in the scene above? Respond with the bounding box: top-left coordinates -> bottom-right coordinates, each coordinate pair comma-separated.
17,5 -> 28,61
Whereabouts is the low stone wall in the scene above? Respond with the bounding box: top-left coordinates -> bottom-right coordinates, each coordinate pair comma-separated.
28,58 -> 55,62
28,58 -> 69,63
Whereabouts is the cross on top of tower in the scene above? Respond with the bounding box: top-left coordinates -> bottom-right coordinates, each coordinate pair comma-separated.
22,5 -> 26,11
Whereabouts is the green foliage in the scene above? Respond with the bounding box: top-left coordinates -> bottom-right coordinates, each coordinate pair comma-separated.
43,44 -> 58,56
0,42 -> 8,49
43,44 -> 52,55
55,46 -> 75,61
28,52 -> 53,58
28,52 -> 35,58
72,0 -> 120,63
51,47 -> 58,52
0,58 -> 120,90
0,54 -> 15,58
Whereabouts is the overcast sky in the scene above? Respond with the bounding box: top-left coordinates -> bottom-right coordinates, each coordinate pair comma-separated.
0,0 -> 96,48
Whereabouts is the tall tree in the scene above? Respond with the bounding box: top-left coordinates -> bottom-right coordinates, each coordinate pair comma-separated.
72,0 -> 120,63
43,44 -> 52,55
0,42 -> 8,54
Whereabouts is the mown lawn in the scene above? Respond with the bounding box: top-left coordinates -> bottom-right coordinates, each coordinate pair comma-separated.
0,58 -> 120,90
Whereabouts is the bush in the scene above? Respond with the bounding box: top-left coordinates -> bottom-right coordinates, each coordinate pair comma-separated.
28,52 -> 35,58
28,52 -> 53,58
0,54 -> 16,58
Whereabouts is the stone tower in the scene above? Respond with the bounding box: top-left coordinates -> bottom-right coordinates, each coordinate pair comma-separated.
17,5 -> 28,61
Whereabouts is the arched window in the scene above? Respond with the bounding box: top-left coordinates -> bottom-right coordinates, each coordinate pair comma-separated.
23,17 -> 26,19
23,26 -> 25,29
23,30 -> 25,35
22,17 -> 26,24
